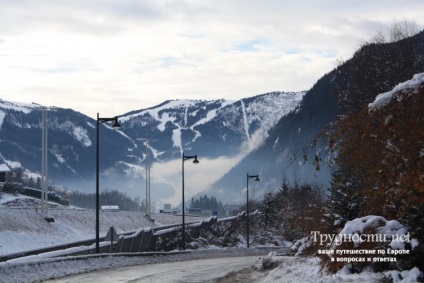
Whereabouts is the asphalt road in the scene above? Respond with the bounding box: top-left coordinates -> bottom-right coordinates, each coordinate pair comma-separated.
46,255 -> 264,283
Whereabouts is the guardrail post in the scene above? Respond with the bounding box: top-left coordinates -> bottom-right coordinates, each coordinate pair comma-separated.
140,229 -> 153,252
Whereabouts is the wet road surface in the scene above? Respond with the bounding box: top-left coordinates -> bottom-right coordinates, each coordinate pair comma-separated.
47,255 -> 264,283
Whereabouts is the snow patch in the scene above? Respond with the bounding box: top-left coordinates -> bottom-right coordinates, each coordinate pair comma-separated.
0,110 -> 5,129
369,73 -> 424,109
240,99 -> 250,142
172,128 -> 182,149
384,267 -> 423,283
0,99 -> 36,114
72,126 -> 92,147
334,215 -> 415,250
157,112 -> 176,132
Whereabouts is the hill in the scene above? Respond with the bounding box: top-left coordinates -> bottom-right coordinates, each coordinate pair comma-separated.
209,30 -> 424,202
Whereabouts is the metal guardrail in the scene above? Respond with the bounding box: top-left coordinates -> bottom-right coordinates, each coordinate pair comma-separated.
0,238 -> 98,262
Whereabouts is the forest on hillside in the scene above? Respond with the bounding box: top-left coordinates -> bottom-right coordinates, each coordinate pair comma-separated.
254,22 -> 424,278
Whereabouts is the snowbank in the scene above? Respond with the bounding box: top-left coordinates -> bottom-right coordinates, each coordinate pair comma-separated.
368,73 -> 424,109
384,267 -> 423,283
333,215 -> 417,250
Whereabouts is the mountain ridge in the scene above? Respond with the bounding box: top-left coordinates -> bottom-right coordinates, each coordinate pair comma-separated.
0,91 -> 304,204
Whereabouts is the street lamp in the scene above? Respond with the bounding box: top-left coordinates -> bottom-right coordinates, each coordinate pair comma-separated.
96,113 -> 121,253
246,173 -> 259,248
182,152 -> 199,250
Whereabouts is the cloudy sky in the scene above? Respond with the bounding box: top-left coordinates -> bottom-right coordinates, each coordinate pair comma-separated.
1,0 -> 423,119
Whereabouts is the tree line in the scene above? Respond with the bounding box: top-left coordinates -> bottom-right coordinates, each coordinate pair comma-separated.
190,194 -> 224,214
3,167 -> 140,210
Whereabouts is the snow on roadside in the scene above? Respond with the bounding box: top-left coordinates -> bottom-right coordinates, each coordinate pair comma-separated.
6,251 -> 413,283
0,248 -> 267,283
0,193 -> 206,255
262,254 -> 421,282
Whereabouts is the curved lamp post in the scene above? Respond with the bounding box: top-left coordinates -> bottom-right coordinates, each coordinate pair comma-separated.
182,152 -> 199,250
246,173 -> 259,248
96,113 -> 121,253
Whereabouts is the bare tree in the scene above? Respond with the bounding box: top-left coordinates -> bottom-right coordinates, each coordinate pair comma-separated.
370,29 -> 386,44
389,20 -> 419,42
363,20 -> 419,46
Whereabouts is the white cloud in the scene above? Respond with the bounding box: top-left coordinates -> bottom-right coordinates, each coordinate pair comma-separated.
0,0 -> 423,118
149,128 -> 266,206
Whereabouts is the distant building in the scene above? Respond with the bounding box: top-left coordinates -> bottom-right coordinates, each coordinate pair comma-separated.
0,164 -> 11,183
101,205 -> 119,212
186,208 -> 217,217
162,203 -> 171,213
223,205 -> 241,217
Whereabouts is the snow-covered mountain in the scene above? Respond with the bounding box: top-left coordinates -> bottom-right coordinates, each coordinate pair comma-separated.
0,91 -> 304,201
119,92 -> 304,161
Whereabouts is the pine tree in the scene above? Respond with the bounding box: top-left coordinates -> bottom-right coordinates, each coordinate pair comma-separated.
325,169 -> 365,232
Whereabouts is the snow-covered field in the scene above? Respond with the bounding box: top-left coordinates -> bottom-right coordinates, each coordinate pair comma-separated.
0,193 -> 421,282
0,193 -> 204,256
